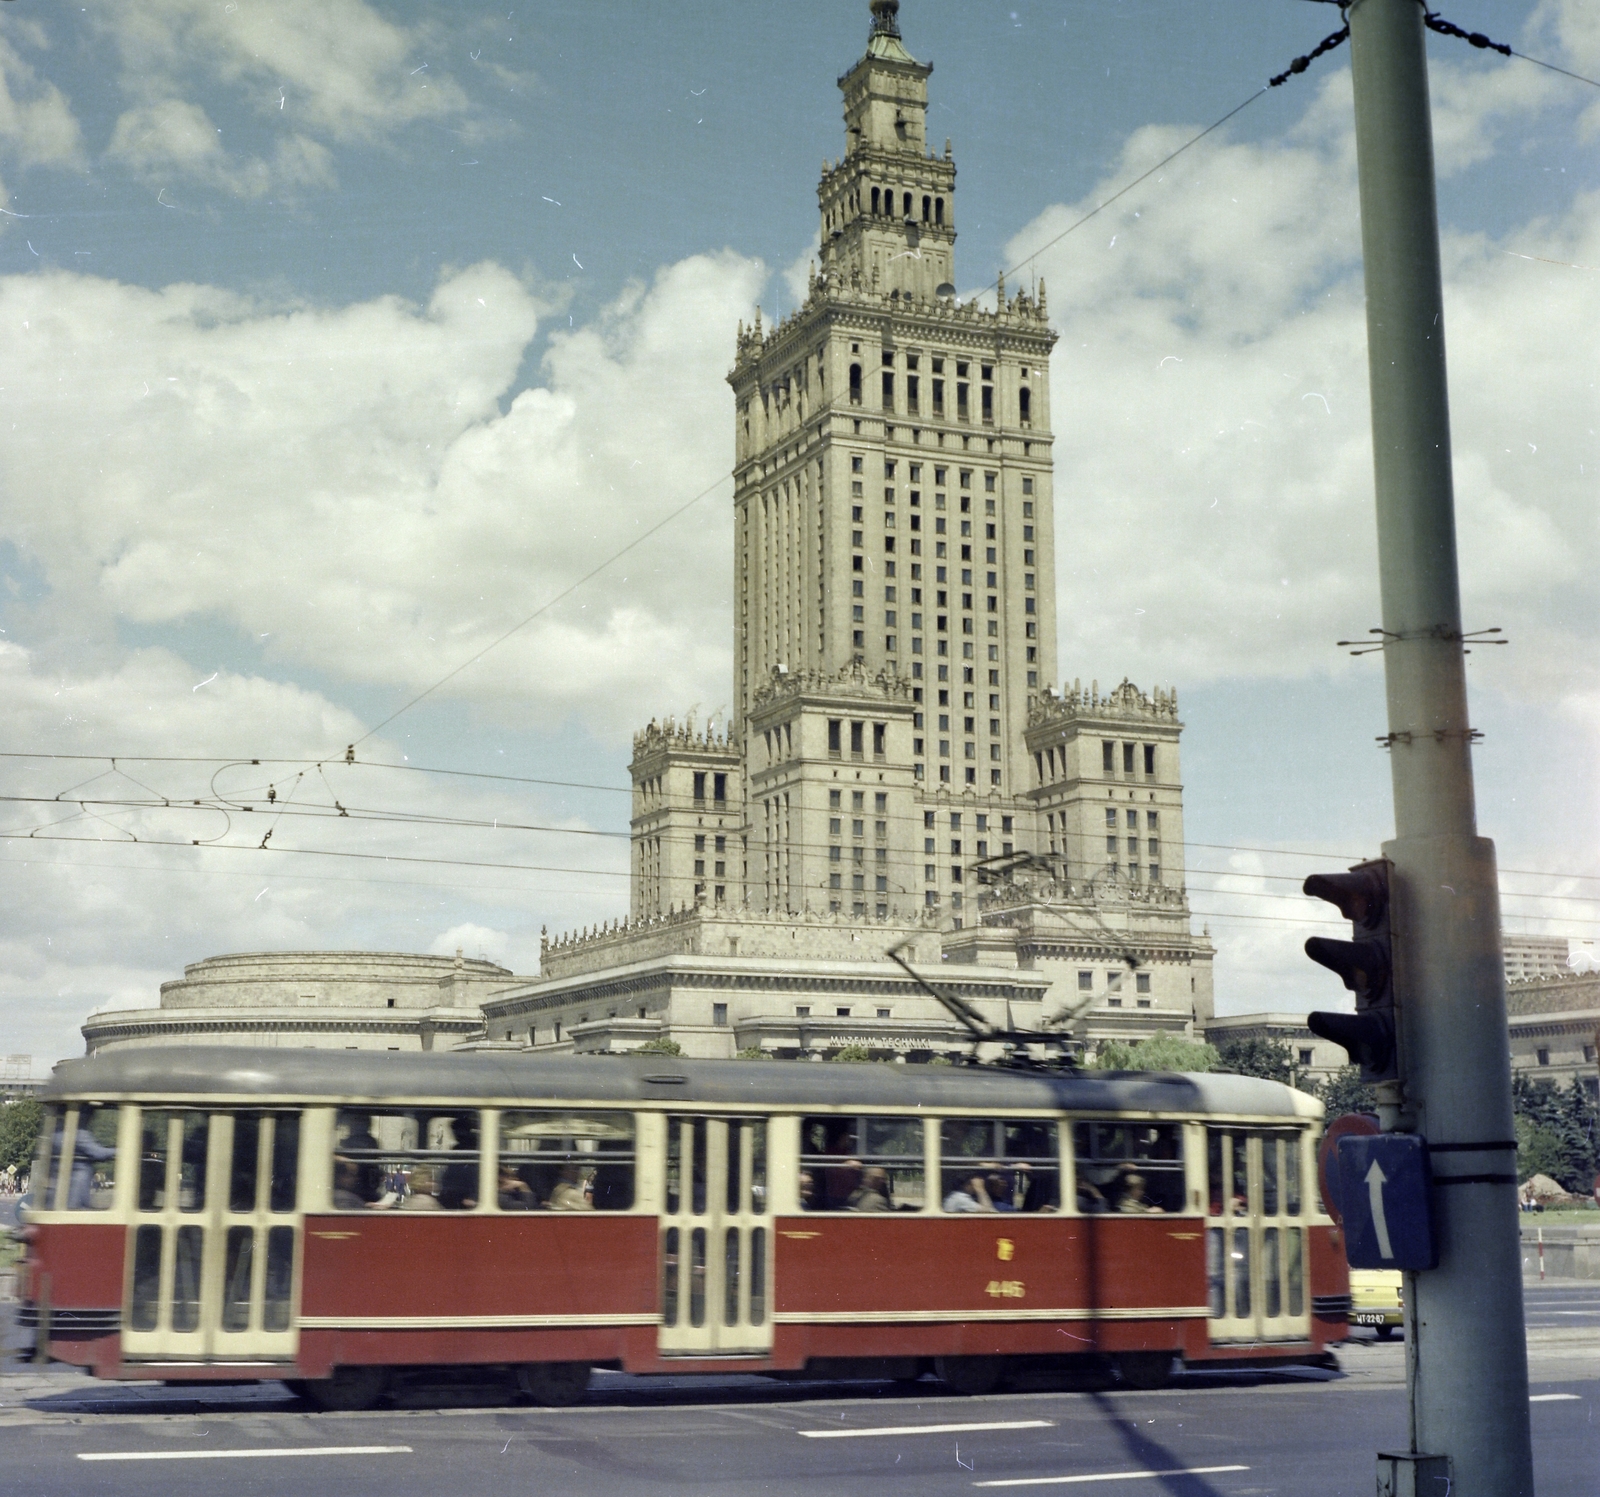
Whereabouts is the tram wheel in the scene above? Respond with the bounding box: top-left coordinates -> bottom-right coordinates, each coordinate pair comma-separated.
934,1355 -> 1006,1397
1115,1352 -> 1176,1390
516,1361 -> 592,1407
298,1365 -> 390,1411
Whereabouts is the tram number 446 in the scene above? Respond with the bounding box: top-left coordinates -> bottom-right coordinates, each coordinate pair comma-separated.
985,1280 -> 1026,1299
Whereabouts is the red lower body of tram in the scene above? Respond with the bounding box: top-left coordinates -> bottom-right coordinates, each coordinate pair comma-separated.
25,1211 -> 1349,1386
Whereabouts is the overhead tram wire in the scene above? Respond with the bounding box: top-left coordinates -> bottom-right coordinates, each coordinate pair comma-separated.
343,471 -> 733,756
3,784 -> 1598,912
996,18 -> 1357,289
3,828 -> 1596,942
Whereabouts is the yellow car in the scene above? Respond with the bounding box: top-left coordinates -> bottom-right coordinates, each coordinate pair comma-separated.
1349,1268 -> 1404,1338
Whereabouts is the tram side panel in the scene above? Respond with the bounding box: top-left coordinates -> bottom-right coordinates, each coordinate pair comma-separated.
294,1213 -> 659,1377
21,1222 -> 127,1375
770,1214 -> 1211,1365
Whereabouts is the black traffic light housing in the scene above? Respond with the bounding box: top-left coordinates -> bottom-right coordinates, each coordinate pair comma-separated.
1304,858 -> 1398,1084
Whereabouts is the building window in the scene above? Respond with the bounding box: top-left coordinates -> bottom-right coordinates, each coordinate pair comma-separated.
1536,1048 -> 1551,1066
1078,971 -> 1093,991
1103,740 -> 1115,774
1144,743 -> 1157,776
712,1003 -> 728,1028
877,1008 -> 891,1019
796,1006 -> 811,1018
1299,1048 -> 1315,1066
1136,973 -> 1151,994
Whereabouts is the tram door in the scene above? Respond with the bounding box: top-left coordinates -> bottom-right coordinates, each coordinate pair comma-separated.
657,1116 -> 771,1356
1204,1127 -> 1309,1342
123,1109 -> 302,1362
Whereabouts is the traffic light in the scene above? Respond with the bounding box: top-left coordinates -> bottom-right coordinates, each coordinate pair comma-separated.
1304,858 -> 1397,1084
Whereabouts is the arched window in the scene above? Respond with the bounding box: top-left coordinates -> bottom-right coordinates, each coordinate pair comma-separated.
1019,387 -> 1031,426
935,197 -> 944,224
849,363 -> 862,405
902,191 -> 913,218
871,187 -> 880,215
922,195 -> 931,222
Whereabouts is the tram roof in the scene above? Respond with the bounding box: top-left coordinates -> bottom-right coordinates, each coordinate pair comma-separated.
45,1046 -> 1321,1120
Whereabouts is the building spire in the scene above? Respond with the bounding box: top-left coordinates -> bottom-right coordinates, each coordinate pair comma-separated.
869,0 -> 901,41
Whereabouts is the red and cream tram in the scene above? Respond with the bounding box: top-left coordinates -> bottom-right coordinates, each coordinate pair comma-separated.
19,1046 -> 1350,1407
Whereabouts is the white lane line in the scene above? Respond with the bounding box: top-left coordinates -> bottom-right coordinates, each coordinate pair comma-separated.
1530,1394 -> 1581,1403
801,1419 -> 1054,1440
79,1446 -> 412,1463
975,1466 -> 1249,1489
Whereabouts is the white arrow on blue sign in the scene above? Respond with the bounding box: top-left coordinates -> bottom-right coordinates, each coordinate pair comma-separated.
1336,1133 -> 1437,1271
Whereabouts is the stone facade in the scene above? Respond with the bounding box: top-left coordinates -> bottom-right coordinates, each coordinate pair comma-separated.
76,8 -> 1217,1071
504,5 -> 1215,1060
1506,971 -> 1600,1098
1202,1014 -> 1350,1081
82,951 -> 520,1056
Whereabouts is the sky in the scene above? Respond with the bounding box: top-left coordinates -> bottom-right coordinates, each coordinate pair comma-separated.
0,0 -> 1596,1071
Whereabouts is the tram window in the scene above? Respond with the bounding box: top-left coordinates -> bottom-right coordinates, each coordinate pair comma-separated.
1073,1121 -> 1183,1214
333,1109 -> 481,1211
172,1224 -> 203,1331
941,1118 -> 1060,1213
499,1110 -> 635,1211
222,1225 -> 254,1332
270,1114 -> 300,1212
662,1225 -> 680,1325
725,1119 -> 767,1215
231,1113 -> 301,1214
32,1106 -> 61,1211
800,1115 -> 926,1211
1263,1131 -> 1302,1217
263,1225 -> 295,1331
57,1105 -> 118,1211
230,1115 -> 261,1213
130,1224 -> 162,1332
138,1111 -> 210,1212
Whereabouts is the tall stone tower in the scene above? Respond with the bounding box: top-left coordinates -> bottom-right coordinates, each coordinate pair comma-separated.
725,0 -> 1057,921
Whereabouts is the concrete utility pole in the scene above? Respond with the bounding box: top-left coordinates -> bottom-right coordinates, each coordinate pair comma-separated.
1346,2 -> 1534,1494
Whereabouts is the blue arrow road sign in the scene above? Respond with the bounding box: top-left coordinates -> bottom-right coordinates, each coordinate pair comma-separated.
1336,1133 -> 1437,1271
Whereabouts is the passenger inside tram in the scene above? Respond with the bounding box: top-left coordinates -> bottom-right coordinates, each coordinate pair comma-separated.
398,1165 -> 444,1211
546,1162 -> 595,1211
496,1164 -> 537,1210
331,1158 -> 366,1209
55,1114 -> 116,1210
846,1165 -> 891,1211
943,1171 -> 996,1212
1115,1170 -> 1165,1214
438,1116 -> 480,1209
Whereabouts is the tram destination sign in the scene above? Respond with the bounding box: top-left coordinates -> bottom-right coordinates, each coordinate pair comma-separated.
1335,1133 -> 1438,1272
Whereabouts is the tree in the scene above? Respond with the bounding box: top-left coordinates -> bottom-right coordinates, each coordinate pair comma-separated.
1314,1066 -> 1375,1121
0,1099 -> 43,1174
1514,1115 -> 1567,1185
829,1044 -> 874,1063
1214,1037 -> 1297,1085
1090,1034 -> 1219,1073
1512,1074 -> 1599,1192
734,1046 -> 767,1060
631,1037 -> 683,1057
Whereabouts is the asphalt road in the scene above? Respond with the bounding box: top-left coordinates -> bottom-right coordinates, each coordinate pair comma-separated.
0,1285 -> 1595,1497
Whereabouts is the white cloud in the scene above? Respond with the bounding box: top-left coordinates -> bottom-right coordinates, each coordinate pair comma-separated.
0,251 -> 760,737
89,0 -> 478,194
106,99 -> 332,197
1008,61 -> 1599,722
0,29 -> 84,175
429,923 -> 510,966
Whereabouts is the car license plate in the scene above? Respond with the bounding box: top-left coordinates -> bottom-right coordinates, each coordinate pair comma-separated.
1351,1312 -> 1390,1325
